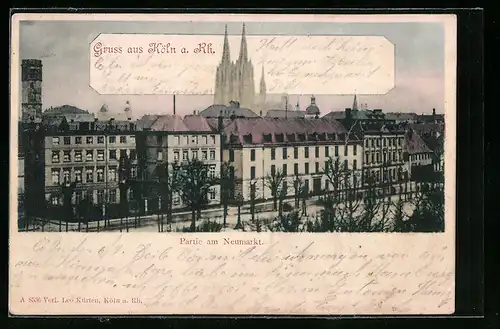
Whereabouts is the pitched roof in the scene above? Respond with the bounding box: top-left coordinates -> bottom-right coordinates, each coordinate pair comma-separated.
205,117 -> 235,131
223,117 -> 352,145
265,110 -> 305,118
136,115 -> 161,130
409,122 -> 445,136
405,129 -> 433,154
385,112 -> 418,121
149,115 -> 189,132
182,115 -> 214,132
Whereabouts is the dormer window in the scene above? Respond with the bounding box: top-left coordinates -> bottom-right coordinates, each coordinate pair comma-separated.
263,134 -> 272,143
307,133 -> 315,141
287,134 -> 296,142
275,133 -> 284,143
297,133 -> 306,142
229,134 -> 239,144
243,134 -> 253,144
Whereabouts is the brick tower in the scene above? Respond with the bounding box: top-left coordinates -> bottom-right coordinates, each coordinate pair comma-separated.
21,59 -> 43,121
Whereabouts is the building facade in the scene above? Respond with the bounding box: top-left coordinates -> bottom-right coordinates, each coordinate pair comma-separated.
362,128 -> 407,184
43,119 -> 138,206
221,117 -> 363,201
22,119 -> 138,218
135,115 -> 222,210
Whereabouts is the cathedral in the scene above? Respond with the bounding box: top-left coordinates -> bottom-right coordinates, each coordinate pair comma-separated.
213,24 -> 271,115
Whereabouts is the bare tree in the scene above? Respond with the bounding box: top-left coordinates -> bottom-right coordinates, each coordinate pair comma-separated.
177,158 -> 217,232
61,180 -> 77,232
249,180 -> 257,222
156,160 -> 181,232
391,193 -> 412,232
292,174 -> 304,209
339,170 -> 362,231
219,161 -> 234,227
264,167 -> 286,211
119,154 -> 132,232
268,210 -> 303,232
323,156 -> 343,201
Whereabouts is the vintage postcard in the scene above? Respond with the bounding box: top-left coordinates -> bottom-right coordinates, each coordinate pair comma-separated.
10,13 -> 456,315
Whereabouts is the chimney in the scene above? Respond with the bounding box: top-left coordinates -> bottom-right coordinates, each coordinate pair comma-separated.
432,108 -> 436,116
218,116 -> 224,133
173,94 -> 176,115
345,108 -> 352,120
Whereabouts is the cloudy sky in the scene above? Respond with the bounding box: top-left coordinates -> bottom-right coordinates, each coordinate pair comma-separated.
18,19 -> 445,118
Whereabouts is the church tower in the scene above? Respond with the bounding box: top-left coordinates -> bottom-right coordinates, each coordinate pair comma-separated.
234,23 -> 255,110
352,93 -> 358,111
21,59 -> 43,122
124,100 -> 132,120
257,64 -> 267,115
214,25 -> 235,105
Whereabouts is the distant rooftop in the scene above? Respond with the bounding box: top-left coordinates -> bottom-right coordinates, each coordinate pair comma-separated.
43,105 -> 90,115
137,114 -> 215,132
199,104 -> 260,118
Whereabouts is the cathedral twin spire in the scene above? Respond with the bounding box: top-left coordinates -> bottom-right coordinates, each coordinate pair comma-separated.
222,24 -> 231,63
214,23 -> 265,111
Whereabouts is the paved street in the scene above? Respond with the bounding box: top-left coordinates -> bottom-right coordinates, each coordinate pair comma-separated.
21,181 -> 428,233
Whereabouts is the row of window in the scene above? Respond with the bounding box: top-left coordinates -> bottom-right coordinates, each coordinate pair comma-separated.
50,166 -> 138,185
53,135 -> 134,146
410,153 -> 431,161
366,167 -> 403,182
50,187 -> 217,206
157,149 -> 217,161
156,135 -> 218,146
236,145 -> 359,163
52,149 -> 136,163
249,160 -> 358,180
365,150 -> 403,165
365,136 -> 404,148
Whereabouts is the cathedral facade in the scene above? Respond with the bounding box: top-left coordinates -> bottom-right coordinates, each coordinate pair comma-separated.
214,24 -> 265,113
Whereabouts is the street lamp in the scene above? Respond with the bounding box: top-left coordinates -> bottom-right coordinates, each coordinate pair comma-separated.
61,178 -> 78,232
235,193 -> 244,230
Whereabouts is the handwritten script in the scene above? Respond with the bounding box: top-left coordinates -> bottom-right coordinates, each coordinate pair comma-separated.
10,234 -> 454,315
89,34 -> 394,95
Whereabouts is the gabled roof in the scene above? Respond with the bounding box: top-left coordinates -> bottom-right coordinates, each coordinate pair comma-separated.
149,115 -> 189,132
182,115 -> 214,132
136,115 -> 161,130
205,117 -> 234,131
405,129 -> 433,154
